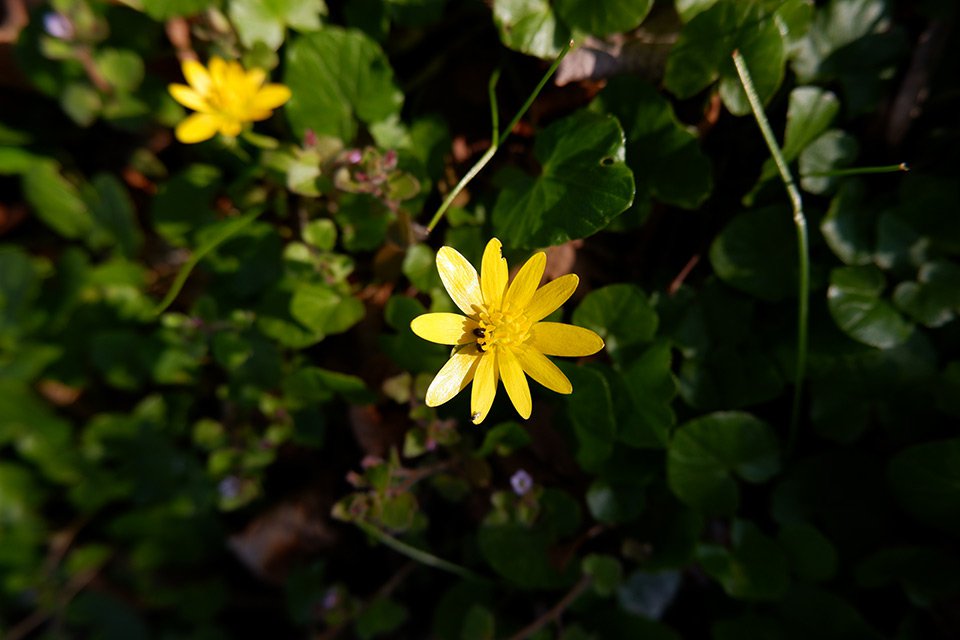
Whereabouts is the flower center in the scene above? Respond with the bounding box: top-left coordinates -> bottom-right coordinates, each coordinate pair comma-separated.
474,305 -> 531,353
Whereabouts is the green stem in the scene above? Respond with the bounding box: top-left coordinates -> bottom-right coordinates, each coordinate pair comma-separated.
805,162 -> 908,178
732,50 -> 809,456
356,520 -> 488,583
152,210 -> 261,316
425,40 -> 573,233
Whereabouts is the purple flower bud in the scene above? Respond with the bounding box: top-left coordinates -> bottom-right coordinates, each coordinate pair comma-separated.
346,149 -> 363,164
43,12 -> 75,40
218,476 -> 242,500
510,469 -> 533,496
304,129 -> 318,147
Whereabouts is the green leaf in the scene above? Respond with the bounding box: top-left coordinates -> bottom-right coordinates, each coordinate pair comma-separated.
799,129 -> 858,194
887,438 -> 960,534
893,261 -> 960,328
22,161 -> 92,239
572,284 -> 657,354
616,570 -> 682,619
554,0 -> 653,37
85,173 -> 144,258
594,78 -> 712,221
778,522 -> 837,582
710,206 -> 797,301
561,363 -> 616,472
664,0 -> 786,115
302,218 -> 337,250
95,49 -> 145,92
492,0 -> 570,59
229,0 -> 326,50
0,246 -> 41,344
668,411 -> 780,515
791,0 -> 906,115
618,340 -> 676,448
60,83 -> 102,127
141,0 -> 218,19
151,164 -> 221,247
827,265 -> 913,349
582,554 -> 623,597
285,28 -> 403,142
477,421 -> 531,457
820,180 -> 875,266
697,520 -> 790,601
492,110 -> 635,248
675,0 -> 718,22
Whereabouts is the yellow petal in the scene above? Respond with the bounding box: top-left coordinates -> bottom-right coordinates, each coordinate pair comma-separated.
182,59 -> 211,94
246,68 -> 267,90
175,113 -> 220,143
499,348 -> 532,419
426,351 -> 480,407
225,60 -> 247,92
528,322 -> 604,357
251,84 -> 292,111
410,313 -> 476,345
209,56 -> 227,86
168,83 -> 210,112
515,345 -> 572,394
437,246 -> 482,316
470,352 -> 499,424
526,274 -> 579,323
219,119 -> 243,137
480,237 -> 508,309
504,251 -> 545,312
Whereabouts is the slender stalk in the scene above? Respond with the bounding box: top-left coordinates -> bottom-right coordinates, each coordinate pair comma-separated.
732,50 -> 809,455
805,162 -> 908,178
507,574 -> 592,640
356,520 -> 488,583
425,40 -> 573,233
152,210 -> 261,315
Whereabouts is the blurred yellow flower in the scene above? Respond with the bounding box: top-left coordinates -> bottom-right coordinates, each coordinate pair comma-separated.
168,57 -> 291,144
411,238 -> 604,424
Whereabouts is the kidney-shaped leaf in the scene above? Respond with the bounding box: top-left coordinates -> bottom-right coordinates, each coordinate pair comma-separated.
827,265 -> 913,349
887,438 -> 960,534
285,28 -> 403,142
492,110 -> 634,248
664,0 -> 785,115
668,411 -> 780,516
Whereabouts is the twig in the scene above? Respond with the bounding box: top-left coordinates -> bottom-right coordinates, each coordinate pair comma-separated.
732,50 -> 809,456
506,574 -> 592,640
668,254 -> 701,295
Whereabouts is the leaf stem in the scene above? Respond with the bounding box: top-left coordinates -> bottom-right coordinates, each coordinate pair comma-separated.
732,50 -> 808,456
425,40 -> 573,233
804,162 -> 908,178
152,210 -> 261,316
356,520 -> 488,583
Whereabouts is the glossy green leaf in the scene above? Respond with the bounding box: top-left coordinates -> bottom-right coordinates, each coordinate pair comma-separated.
827,265 -> 913,349
95,49 -> 145,92
618,340 -> 676,448
561,363 -> 616,471
778,522 -> 838,583
799,129 -> 858,194
151,164 -> 221,247
492,110 -> 635,248
86,173 -> 144,258
22,161 -> 92,239
0,247 -> 41,344
791,0 -> 906,115
285,28 -> 403,142
554,0 -> 653,37
697,520 -> 790,601
887,438 -> 960,534
675,0 -> 718,22
596,78 -> 712,219
664,0 -> 785,115
893,261 -> 960,328
572,284 -> 657,354
582,554 -> 623,596
229,0 -> 326,50
820,180 -> 875,265
492,0 -> 570,59
710,206 -> 797,301
668,411 -> 780,515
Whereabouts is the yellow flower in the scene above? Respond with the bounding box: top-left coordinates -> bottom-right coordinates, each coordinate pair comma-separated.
168,57 -> 291,144
411,238 -> 604,424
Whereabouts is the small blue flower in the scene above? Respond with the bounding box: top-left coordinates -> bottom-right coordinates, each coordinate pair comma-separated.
510,469 -> 533,496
